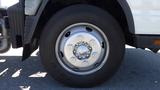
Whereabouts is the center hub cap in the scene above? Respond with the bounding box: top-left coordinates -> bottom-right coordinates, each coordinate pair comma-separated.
73,42 -> 92,60
62,32 -> 102,68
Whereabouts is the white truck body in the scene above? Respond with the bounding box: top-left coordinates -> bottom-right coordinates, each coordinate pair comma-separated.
1,0 -> 160,35
127,0 -> 160,35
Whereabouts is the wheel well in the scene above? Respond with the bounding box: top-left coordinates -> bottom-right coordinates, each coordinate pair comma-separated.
33,0 -> 131,42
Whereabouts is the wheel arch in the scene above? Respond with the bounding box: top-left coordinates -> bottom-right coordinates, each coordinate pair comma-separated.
22,0 -> 135,60
24,0 -> 135,44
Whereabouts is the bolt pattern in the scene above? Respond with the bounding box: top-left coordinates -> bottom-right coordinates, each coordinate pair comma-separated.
73,42 -> 92,60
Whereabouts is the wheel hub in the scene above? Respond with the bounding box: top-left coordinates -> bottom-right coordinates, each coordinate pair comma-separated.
63,32 -> 102,68
56,23 -> 110,75
73,42 -> 92,60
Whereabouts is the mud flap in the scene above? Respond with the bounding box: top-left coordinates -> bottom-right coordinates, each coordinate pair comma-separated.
22,39 -> 38,61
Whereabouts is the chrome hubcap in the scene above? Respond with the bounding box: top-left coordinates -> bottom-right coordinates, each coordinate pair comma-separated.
73,42 -> 92,60
56,23 -> 110,75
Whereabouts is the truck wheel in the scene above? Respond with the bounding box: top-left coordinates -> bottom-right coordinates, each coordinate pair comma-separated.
40,4 -> 125,87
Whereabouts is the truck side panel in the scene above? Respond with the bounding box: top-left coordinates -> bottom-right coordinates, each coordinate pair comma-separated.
24,0 -> 135,45
127,0 -> 160,35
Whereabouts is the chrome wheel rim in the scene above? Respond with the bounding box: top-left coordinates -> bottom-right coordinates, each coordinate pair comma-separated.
55,23 -> 110,75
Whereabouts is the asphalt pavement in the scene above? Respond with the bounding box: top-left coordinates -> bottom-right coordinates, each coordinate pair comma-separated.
0,48 -> 160,90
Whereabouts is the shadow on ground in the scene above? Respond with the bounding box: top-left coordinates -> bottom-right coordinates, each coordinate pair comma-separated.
0,49 -> 160,90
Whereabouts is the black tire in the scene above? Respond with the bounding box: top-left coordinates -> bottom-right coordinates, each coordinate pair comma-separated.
40,4 -> 125,87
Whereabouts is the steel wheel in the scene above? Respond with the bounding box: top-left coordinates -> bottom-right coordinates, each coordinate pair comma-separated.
56,23 -> 110,75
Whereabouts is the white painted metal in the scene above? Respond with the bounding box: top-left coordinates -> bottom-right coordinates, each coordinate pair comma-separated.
0,0 -> 19,9
25,0 -> 42,15
127,0 -> 160,35
0,0 -> 160,35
